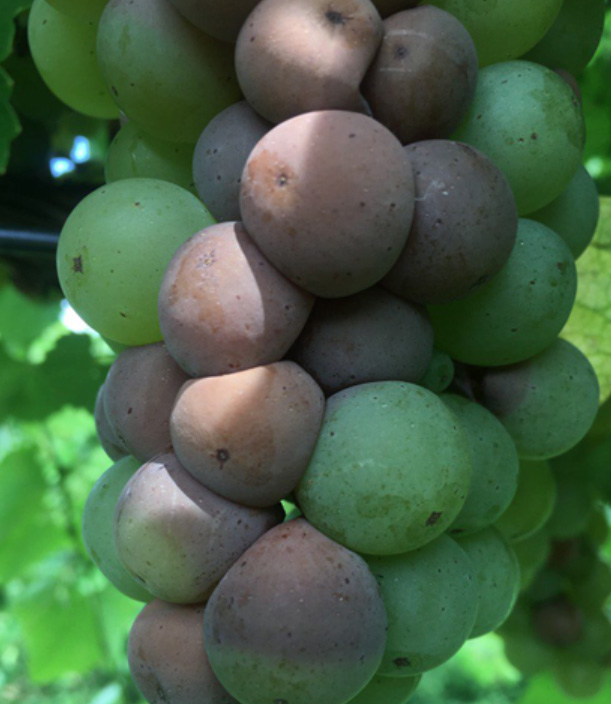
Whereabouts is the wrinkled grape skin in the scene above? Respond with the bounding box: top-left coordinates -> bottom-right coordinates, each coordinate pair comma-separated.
453,61 -> 584,215
429,219 -> 577,366
193,102 -> 272,222
82,456 -> 152,602
289,288 -> 434,395
428,0 -> 563,67
106,122 -> 196,194
362,7 -> 478,145
296,381 -> 472,555
365,535 -> 479,676
495,460 -> 556,543
170,362 -> 325,508
529,165 -> 600,260
94,384 -> 127,461
456,527 -> 520,638
235,0 -> 383,124
168,0 -> 259,42
522,0 -> 606,77
204,519 -> 388,704
348,674 -> 420,704
240,110 -> 415,298
114,453 -> 283,604
442,394 -> 519,537
158,222 -> 314,378
57,179 -> 213,345
472,339 -> 600,460
28,0 -> 117,119
383,140 -> 517,304
103,343 -> 190,462
97,0 -> 240,143
129,600 -> 238,704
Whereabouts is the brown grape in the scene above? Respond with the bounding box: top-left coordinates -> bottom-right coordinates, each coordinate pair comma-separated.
171,361 -> 325,507
103,343 -> 190,462
114,452 -> 283,603
204,518 -> 387,704
362,6 -> 478,144
289,287 -> 433,394
158,221 -> 314,378
240,110 -> 415,297
168,0 -> 259,42
94,384 -> 127,461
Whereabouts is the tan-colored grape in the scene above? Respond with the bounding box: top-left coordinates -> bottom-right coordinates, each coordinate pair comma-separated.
168,0 -> 259,42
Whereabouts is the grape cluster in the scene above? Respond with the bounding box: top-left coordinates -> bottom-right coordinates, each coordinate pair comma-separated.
27,0 -> 609,702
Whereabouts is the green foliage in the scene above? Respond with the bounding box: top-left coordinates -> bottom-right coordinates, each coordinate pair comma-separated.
562,197 -> 611,402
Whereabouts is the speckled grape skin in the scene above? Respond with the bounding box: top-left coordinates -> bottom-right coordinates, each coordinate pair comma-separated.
474,339 -> 600,460
97,0 -> 240,143
158,221 -> 314,378
170,361 -> 325,508
348,673 -> 421,704
203,519 -> 388,704
129,600 -> 238,704
235,0 -> 383,124
82,456 -> 152,602
289,287 -> 434,395
453,61 -> 584,215
296,381 -> 472,555
365,535 -> 479,676
428,0 -> 563,67
103,343 -> 190,462
442,394 -> 519,536
382,140 -> 518,304
429,219 -> 577,366
362,7 -> 478,145
495,460 -> 556,543
114,452 -> 283,604
193,101 -> 272,222
56,178 -> 213,345
240,110 -> 415,298
168,0 -> 259,42
457,528 -> 520,637
529,165 -> 600,260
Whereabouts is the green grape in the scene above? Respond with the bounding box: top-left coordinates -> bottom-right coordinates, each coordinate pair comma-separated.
529,165 -> 600,260
453,61 -> 585,215
553,657 -> 607,698
28,0 -> 118,119
296,382 -> 472,555
526,569 -> 567,603
568,610 -> 611,660
456,527 -> 520,638
105,121 -> 196,194
586,506 -> 610,547
419,349 -> 454,394
477,339 -> 600,460
522,0 -> 606,76
442,394 -> 519,536
46,0 -> 108,21
513,529 -> 550,591
348,674 -> 421,704
545,471 -> 594,539
495,460 -> 556,543
428,0 -> 563,66
82,456 -> 152,602
429,219 -> 576,366
96,0 -> 241,143
365,535 -> 479,676
56,178 -> 213,345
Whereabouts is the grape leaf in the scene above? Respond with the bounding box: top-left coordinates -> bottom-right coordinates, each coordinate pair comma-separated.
561,196 -> 611,403
0,447 -> 70,580
0,284 -> 60,361
11,579 -> 105,682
